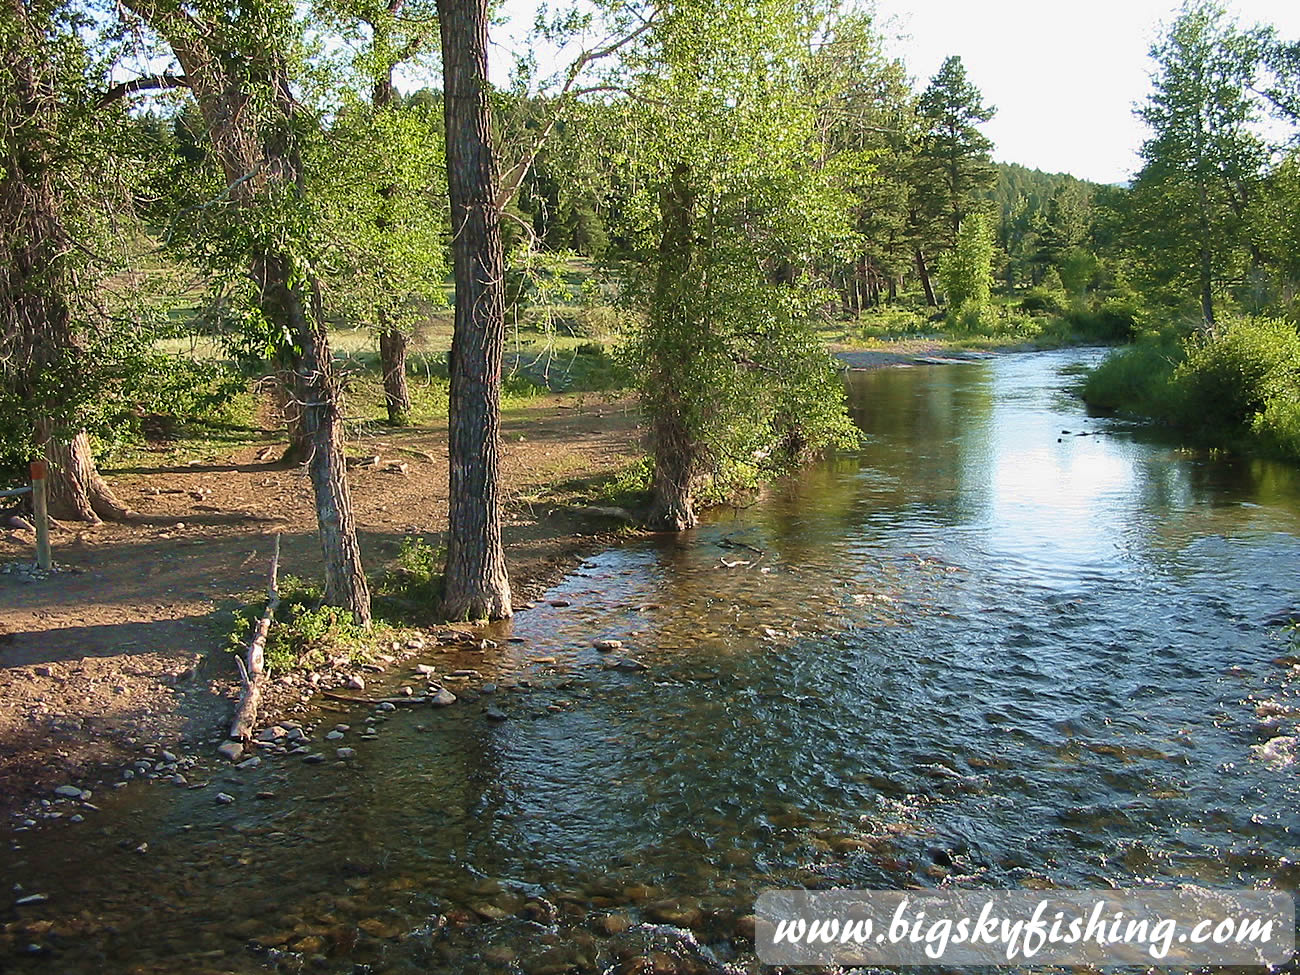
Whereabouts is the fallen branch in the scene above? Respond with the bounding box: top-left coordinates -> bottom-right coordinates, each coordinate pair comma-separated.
230,534 -> 280,741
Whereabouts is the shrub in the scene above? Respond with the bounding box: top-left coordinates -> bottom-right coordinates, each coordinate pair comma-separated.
1173,317 -> 1300,434
1082,332 -> 1183,416
1020,288 -> 1067,315
1061,298 -> 1140,342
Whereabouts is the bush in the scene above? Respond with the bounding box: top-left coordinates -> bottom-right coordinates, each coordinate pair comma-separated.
1020,288 -> 1067,315
1084,317 -> 1300,460
1082,332 -> 1183,416
1061,298 -> 1140,342
1173,317 -> 1300,434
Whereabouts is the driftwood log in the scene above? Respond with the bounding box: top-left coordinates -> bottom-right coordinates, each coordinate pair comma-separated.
230,534 -> 280,741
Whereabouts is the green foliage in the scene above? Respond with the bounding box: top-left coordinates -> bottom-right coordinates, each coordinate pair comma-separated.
942,213 -> 995,331
377,538 -> 446,603
1084,317 -> 1300,458
1059,298 -> 1141,342
1082,332 -> 1185,415
227,575 -> 369,674
1173,317 -> 1300,433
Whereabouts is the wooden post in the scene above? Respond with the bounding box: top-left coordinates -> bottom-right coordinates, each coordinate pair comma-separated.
30,461 -> 51,571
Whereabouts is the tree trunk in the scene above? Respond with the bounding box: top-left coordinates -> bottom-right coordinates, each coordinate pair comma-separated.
646,409 -> 699,531
2,1 -> 130,524
257,254 -> 372,624
644,163 -> 702,532
915,248 -> 938,307
38,426 -> 132,523
378,320 -> 412,425
1198,180 -> 1215,329
437,0 -> 512,621
145,10 -> 372,623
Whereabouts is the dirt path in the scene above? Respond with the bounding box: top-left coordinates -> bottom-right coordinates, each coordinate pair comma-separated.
0,393 -> 643,813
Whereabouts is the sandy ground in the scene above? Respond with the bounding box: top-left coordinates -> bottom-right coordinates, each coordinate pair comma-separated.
0,392 -> 643,813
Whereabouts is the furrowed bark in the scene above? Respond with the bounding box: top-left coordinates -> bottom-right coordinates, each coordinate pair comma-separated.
436,0 -> 512,621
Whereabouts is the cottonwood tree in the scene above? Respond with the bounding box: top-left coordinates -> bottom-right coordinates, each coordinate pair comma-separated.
313,0 -> 443,426
609,0 -> 857,530
121,0 -> 372,622
1130,1 -> 1270,327
435,0 -> 512,620
1,0 -> 145,521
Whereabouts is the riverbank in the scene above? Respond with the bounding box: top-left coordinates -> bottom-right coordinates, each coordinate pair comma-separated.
0,340 -> 1054,819
0,391 -> 644,818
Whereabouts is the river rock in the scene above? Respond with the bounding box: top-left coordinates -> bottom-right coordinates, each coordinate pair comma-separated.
347,675 -> 366,691
597,913 -> 631,935
217,742 -> 244,762
377,701 -> 396,712
430,689 -> 457,707
416,663 -> 437,675
337,747 -> 357,760
214,793 -> 235,804
325,730 -> 345,740
53,785 -> 83,799
645,900 -> 702,928
485,706 -> 507,722
594,639 -> 623,652
236,756 -> 261,770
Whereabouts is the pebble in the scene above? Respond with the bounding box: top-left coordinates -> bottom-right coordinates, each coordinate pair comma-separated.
347,675 -> 366,690
549,599 -> 572,608
430,689 -> 457,707
377,702 -> 396,712
325,730 -> 345,740
335,724 -> 350,732
53,786 -> 83,799
214,793 -> 235,805
337,748 -> 357,760
217,742 -> 243,762
161,750 -> 178,763
416,663 -> 437,675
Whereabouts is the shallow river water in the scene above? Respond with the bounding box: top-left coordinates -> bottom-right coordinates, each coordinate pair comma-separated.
3,348 -> 1299,974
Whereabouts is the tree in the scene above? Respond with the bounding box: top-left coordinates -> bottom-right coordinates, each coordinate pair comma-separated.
909,55 -> 996,305
124,0 -> 372,622
436,0 -> 512,620
1131,1 -> 1270,327
311,0 -> 446,427
609,0 -> 857,530
940,212 -> 994,329
0,0 -> 138,521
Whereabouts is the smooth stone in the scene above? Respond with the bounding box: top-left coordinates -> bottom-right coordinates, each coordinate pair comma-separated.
336,748 -> 357,760
53,786 -> 82,799
215,793 -> 235,804
216,742 -> 244,762
347,675 -> 366,690
430,689 -> 457,707
325,730 -> 345,740
485,707 -> 508,722
593,640 -> 623,652
236,757 -> 261,769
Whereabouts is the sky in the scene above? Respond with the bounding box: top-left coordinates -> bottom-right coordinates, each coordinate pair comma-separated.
846,0 -> 1300,185
492,0 -> 1300,187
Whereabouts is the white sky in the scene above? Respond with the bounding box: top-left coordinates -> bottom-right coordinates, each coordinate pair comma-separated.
491,0 -> 1300,186
856,0 -> 1300,184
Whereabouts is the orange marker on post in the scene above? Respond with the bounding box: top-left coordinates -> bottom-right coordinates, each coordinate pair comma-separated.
30,461 -> 51,571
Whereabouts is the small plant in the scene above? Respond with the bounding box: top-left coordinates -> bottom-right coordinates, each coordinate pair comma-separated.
378,537 -> 446,603
226,575 -> 370,674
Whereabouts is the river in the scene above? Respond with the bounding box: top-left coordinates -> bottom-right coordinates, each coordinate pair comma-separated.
2,348 -> 1298,973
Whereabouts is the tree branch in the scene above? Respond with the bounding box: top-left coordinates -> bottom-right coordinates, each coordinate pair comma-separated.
95,72 -> 189,109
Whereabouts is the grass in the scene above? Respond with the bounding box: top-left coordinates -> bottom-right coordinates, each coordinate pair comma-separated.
227,541 -> 448,673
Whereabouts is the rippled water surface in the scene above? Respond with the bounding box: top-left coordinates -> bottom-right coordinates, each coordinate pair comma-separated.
3,349 -> 1299,973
